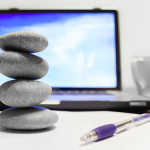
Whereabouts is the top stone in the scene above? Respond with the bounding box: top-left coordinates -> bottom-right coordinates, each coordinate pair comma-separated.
0,31 -> 48,53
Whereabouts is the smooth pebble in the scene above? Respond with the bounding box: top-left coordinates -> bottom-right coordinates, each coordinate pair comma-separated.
0,31 -> 48,53
0,51 -> 49,79
0,80 -> 52,107
0,106 -> 58,130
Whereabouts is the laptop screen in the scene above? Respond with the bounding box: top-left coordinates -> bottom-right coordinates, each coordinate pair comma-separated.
0,10 -> 121,90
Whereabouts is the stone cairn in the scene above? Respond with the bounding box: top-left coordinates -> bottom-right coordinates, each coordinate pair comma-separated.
0,31 -> 58,130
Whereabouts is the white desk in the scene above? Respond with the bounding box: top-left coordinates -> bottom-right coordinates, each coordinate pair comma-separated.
0,110 -> 149,150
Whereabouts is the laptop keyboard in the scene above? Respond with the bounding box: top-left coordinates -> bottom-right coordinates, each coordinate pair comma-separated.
52,90 -> 112,95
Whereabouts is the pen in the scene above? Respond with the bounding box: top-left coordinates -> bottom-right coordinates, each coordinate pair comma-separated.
80,113 -> 150,142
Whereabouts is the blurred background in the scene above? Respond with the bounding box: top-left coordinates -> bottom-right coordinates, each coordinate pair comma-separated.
0,0 -> 149,91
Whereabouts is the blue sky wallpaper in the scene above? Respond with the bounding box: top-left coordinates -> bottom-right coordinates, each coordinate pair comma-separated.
0,12 -> 117,88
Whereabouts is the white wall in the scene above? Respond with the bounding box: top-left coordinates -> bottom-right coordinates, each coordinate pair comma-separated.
0,0 -> 150,90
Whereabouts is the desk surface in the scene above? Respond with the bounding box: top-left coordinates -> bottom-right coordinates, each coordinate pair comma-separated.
0,110 -> 149,150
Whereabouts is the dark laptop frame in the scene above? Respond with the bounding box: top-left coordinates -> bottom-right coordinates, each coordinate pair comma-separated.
4,9 -> 149,113
0,9 -> 121,91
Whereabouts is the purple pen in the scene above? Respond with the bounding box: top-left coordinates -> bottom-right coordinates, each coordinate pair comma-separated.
80,113 -> 150,142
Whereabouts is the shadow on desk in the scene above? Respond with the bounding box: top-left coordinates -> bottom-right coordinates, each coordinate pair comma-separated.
0,126 -> 56,134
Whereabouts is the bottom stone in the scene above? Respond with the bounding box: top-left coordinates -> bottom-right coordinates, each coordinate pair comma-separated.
0,106 -> 58,130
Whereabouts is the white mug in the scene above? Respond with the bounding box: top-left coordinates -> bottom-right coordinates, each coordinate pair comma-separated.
131,57 -> 150,98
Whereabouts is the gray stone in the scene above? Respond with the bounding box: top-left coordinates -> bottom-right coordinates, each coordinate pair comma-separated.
0,51 -> 49,79
0,80 -> 52,107
0,31 -> 48,53
0,106 -> 58,130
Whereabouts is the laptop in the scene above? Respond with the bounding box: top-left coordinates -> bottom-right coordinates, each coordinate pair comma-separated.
0,9 -> 149,112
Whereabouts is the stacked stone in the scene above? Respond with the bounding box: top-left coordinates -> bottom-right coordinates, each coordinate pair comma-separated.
0,31 -> 58,130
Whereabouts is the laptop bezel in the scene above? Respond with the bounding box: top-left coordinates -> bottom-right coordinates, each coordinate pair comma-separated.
0,9 -> 121,91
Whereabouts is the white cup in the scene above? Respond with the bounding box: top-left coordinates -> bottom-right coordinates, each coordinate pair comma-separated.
131,57 -> 150,98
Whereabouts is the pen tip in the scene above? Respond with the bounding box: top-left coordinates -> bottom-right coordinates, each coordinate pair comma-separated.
80,135 -> 87,141
80,131 -> 98,142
